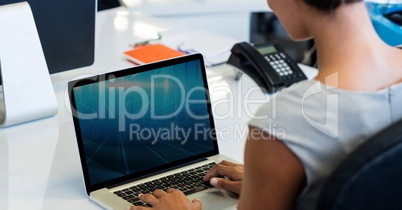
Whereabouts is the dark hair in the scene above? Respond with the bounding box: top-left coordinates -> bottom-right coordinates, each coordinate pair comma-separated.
303,0 -> 363,11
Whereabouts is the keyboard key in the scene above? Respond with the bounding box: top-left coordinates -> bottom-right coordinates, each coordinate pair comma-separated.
116,163 -> 216,205
183,186 -> 208,195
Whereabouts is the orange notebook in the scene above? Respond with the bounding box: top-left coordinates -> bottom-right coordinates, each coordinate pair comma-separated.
124,44 -> 185,64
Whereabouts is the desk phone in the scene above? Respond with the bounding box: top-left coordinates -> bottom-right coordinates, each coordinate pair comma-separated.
227,42 -> 307,93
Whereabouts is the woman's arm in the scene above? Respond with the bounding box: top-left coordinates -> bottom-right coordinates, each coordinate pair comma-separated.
237,126 -> 306,210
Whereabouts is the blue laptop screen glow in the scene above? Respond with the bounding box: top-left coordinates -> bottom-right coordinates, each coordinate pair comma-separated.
73,60 -> 215,185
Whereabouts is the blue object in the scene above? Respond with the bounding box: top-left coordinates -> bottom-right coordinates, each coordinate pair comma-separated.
367,1 -> 402,46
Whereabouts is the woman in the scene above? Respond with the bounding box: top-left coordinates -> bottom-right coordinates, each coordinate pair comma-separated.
129,0 -> 402,209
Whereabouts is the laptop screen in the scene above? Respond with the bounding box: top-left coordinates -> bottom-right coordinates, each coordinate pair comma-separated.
69,54 -> 219,193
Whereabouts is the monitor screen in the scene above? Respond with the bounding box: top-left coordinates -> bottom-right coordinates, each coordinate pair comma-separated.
1,0 -> 96,74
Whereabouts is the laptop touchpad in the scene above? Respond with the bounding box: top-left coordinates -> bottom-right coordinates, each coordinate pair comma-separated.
187,188 -> 238,210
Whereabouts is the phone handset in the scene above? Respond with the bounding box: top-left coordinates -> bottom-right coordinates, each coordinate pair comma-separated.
227,42 -> 307,93
228,42 -> 284,93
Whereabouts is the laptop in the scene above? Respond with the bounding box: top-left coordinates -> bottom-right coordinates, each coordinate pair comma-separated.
68,53 -> 239,210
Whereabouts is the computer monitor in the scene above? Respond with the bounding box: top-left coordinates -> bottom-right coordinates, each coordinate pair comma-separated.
1,0 -> 96,74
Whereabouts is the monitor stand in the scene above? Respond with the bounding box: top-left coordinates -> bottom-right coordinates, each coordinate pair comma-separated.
0,2 -> 57,127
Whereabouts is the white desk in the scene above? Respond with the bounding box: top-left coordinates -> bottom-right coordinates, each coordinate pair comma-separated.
0,7 -> 317,210
120,0 -> 271,41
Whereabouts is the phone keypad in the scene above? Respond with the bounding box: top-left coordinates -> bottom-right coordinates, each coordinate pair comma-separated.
264,53 -> 295,80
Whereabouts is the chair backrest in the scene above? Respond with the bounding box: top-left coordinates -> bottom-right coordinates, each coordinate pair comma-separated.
316,119 -> 402,210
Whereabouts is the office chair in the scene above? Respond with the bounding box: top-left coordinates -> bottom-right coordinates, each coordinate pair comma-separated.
316,118 -> 402,210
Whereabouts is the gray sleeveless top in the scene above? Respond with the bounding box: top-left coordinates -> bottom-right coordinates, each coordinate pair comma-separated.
249,79 -> 402,210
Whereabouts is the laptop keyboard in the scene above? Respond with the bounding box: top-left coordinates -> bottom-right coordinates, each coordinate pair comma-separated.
114,162 -> 216,207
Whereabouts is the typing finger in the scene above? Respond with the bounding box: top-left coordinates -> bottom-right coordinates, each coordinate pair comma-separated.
166,188 -> 180,194
152,189 -> 166,198
203,164 -> 235,182
127,206 -> 149,210
209,177 -> 241,194
138,193 -> 158,205
219,160 -> 237,166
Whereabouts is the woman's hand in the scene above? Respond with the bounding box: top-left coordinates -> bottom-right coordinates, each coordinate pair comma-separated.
127,160 -> 243,210
203,160 -> 244,195
127,188 -> 201,210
